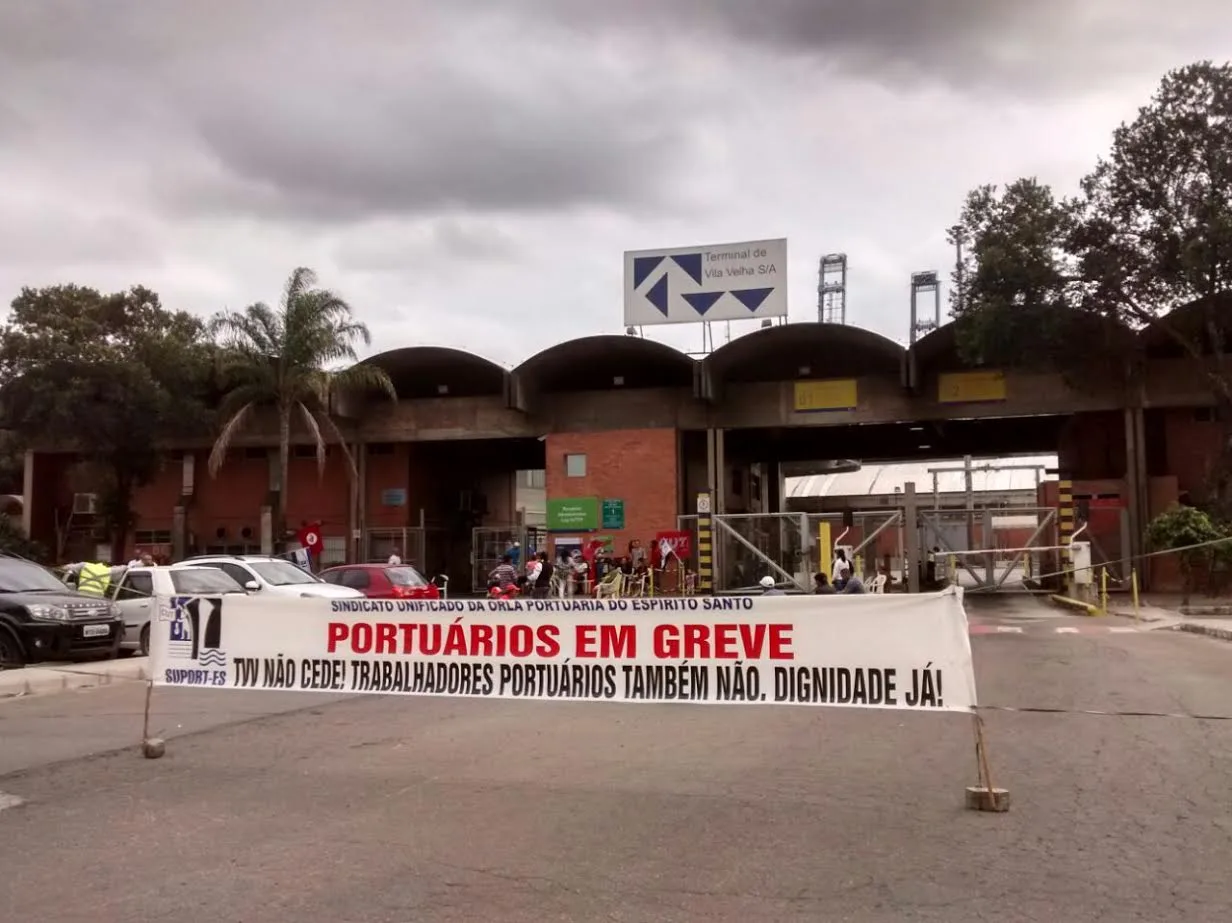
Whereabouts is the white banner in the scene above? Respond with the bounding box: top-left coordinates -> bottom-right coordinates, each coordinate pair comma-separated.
149,588 -> 977,712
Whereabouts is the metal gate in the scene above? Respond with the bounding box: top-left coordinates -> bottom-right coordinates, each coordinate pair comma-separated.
918,508 -> 1058,592
677,513 -> 813,592
471,525 -> 546,593
808,510 -> 904,583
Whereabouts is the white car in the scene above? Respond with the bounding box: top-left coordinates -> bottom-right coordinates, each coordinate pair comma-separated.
111,565 -> 249,656
170,555 -> 364,601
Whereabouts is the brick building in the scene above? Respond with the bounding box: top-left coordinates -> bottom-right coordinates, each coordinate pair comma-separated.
16,309 -> 1230,592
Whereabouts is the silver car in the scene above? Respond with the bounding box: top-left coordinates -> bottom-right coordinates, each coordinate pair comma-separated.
111,566 -> 249,656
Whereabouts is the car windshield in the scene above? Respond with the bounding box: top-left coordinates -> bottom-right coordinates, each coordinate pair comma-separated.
0,558 -> 73,593
249,560 -> 321,586
387,565 -> 429,587
171,569 -> 246,595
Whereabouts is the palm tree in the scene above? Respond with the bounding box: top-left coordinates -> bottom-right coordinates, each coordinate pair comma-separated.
207,267 -> 396,546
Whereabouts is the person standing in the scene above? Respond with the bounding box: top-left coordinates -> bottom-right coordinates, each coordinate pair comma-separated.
533,551 -> 554,598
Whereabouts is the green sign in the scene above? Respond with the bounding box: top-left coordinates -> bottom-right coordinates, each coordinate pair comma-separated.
601,498 -> 625,530
547,497 -> 599,531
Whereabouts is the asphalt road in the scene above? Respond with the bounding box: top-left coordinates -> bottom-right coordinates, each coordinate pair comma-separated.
1,596 -> 1230,922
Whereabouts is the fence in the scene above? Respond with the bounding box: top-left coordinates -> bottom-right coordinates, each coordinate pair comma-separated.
363,527 -> 447,572
806,510 -> 904,582
919,508 -> 1060,591
471,525 -> 547,593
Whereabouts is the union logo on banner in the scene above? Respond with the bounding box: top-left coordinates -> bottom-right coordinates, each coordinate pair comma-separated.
167,596 -> 227,668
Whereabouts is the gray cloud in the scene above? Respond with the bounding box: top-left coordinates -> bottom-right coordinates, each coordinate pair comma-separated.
517,0 -> 1228,95
0,2 -> 713,224
0,0 -> 1229,367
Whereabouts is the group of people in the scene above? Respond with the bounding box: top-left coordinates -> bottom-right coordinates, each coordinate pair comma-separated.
756,547 -> 868,596
485,539 -> 660,598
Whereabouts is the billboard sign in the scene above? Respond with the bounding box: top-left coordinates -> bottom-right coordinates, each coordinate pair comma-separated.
623,238 -> 787,327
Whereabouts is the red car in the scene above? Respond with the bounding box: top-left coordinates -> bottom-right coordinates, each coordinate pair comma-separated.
320,564 -> 441,600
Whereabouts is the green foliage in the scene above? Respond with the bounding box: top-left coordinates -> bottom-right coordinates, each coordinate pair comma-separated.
949,61 -> 1232,389
208,267 -> 396,539
0,515 -> 46,563
1147,504 -> 1225,556
0,285 -> 214,551
1145,504 -> 1232,601
948,178 -> 1084,370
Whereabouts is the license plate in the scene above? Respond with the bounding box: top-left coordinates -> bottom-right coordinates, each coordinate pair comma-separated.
81,624 -> 111,638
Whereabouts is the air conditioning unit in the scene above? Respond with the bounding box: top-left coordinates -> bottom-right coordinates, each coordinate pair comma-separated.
72,493 -> 98,515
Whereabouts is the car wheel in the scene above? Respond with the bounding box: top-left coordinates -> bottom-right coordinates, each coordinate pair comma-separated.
0,628 -> 25,670
139,624 -> 150,658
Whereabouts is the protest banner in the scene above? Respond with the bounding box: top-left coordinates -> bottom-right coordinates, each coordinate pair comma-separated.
149,588 -> 977,712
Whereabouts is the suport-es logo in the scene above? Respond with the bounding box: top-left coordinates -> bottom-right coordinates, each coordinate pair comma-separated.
167,596 -> 227,668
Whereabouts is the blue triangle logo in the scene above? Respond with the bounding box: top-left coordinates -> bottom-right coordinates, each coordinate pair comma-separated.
670,253 -> 703,285
645,274 -> 670,316
682,291 -> 723,316
633,255 -> 665,290
731,287 -> 774,312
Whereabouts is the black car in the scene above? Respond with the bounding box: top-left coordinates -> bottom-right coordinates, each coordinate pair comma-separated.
0,557 -> 124,668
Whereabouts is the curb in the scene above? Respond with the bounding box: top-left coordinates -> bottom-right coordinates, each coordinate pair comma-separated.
1049,594 -> 1101,616
1179,606 -> 1232,618
1177,622 -> 1232,643
0,660 -> 150,700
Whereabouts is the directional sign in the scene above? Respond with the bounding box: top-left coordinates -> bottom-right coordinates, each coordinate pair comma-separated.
623,238 -> 788,327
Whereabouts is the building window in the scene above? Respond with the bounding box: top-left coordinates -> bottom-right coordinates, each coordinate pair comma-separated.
565,454 -> 587,478
519,469 -> 545,489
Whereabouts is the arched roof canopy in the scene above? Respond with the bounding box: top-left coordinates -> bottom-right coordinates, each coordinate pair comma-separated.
908,323 -> 962,381
513,335 -> 695,394
705,323 -> 905,384
910,311 -> 1136,386
1138,293 -> 1232,359
359,347 -> 509,399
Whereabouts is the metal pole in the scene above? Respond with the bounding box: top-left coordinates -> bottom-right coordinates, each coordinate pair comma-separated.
904,482 -> 920,594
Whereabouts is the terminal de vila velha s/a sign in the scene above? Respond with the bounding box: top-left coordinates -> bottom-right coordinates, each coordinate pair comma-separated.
150,589 -> 977,713
623,238 -> 788,327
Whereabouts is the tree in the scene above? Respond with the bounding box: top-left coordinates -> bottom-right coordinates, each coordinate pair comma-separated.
1145,504 -> 1229,605
0,514 -> 46,563
951,62 -> 1232,372
207,268 -> 395,546
948,178 -> 1084,369
0,285 -> 213,558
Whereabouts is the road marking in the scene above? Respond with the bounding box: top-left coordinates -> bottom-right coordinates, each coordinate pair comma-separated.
995,626 -> 1024,633
1055,627 -> 1080,634
1108,627 -> 1138,633
0,792 -> 25,812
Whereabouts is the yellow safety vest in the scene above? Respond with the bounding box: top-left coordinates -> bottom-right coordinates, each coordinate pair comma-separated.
77,562 -> 112,597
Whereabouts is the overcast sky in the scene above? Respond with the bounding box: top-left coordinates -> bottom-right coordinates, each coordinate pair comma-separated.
1,1 -> 1228,367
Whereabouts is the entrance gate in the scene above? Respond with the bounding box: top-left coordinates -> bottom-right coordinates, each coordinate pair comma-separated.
917,508 -> 1058,592
471,525 -> 546,594
670,504 -> 1066,595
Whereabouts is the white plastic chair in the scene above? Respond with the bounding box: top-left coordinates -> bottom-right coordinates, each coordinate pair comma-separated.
869,574 -> 888,594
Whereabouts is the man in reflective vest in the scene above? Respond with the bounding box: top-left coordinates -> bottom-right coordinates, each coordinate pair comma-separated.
76,561 -> 112,597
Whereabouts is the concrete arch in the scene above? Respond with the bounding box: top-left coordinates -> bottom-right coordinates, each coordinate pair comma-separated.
1138,293 -> 1232,358
512,335 -> 696,394
705,322 -> 905,385
361,346 -> 509,399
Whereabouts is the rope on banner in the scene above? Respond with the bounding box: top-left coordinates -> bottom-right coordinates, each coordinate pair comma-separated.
977,705 -> 1232,721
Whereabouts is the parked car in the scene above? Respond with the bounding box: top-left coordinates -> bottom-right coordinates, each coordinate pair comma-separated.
111,565 -> 249,656
0,556 -> 124,668
170,555 -> 364,599
320,563 -> 441,600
